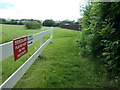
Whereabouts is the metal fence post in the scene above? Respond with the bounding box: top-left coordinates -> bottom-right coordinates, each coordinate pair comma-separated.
40,28 -> 44,56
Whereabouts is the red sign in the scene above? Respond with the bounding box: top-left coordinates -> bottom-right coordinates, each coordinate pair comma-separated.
13,36 -> 28,61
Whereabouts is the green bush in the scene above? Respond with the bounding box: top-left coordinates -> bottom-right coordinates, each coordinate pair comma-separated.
43,19 -> 55,27
25,21 -> 42,29
77,2 -> 120,79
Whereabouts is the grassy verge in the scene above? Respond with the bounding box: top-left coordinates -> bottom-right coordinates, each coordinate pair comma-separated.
14,27 -> 112,88
1,24 -> 51,84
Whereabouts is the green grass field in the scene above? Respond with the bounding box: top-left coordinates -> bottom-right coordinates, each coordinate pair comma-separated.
1,24 -> 51,84
1,24 -> 50,44
1,24 -> 116,88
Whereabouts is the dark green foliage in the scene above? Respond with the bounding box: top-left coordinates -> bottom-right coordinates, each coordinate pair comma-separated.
0,18 -> 18,25
53,22 -> 59,27
43,19 -> 55,27
77,2 -> 120,79
25,21 -> 42,29
77,18 -> 82,24
0,18 -> 6,24
59,20 -> 75,27
0,18 -> 42,25
18,21 -> 24,25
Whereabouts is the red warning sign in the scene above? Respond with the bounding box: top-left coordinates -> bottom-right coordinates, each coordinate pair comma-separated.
13,36 -> 28,61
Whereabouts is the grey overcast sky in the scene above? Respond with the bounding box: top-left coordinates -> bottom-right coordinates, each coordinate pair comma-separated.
0,0 -> 87,21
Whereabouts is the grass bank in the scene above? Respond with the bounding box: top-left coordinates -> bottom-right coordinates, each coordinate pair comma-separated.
14,27 -> 112,88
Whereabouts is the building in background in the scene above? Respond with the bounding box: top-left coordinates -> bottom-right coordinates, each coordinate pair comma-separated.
60,24 -> 82,31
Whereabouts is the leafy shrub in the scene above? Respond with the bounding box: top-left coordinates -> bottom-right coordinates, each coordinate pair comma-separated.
43,19 -> 55,27
25,21 -> 42,29
77,2 -> 120,79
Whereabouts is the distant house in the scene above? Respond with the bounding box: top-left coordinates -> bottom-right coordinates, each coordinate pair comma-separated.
60,24 -> 82,31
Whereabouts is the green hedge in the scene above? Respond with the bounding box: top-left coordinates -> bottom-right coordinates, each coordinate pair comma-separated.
77,2 -> 120,78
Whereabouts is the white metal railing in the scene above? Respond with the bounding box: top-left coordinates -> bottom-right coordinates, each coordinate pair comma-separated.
0,27 -> 54,89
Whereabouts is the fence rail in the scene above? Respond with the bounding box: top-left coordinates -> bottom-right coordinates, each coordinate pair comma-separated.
0,27 -> 53,61
0,27 -> 54,89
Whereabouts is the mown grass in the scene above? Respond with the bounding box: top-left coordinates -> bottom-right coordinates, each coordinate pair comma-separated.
0,24 -> 51,84
1,24 -> 115,88
13,27 -> 112,88
1,24 -> 50,44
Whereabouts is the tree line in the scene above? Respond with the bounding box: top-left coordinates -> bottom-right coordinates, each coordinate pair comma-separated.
0,18 -> 81,29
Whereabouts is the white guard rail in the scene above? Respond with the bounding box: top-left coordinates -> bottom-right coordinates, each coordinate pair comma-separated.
0,27 -> 54,89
